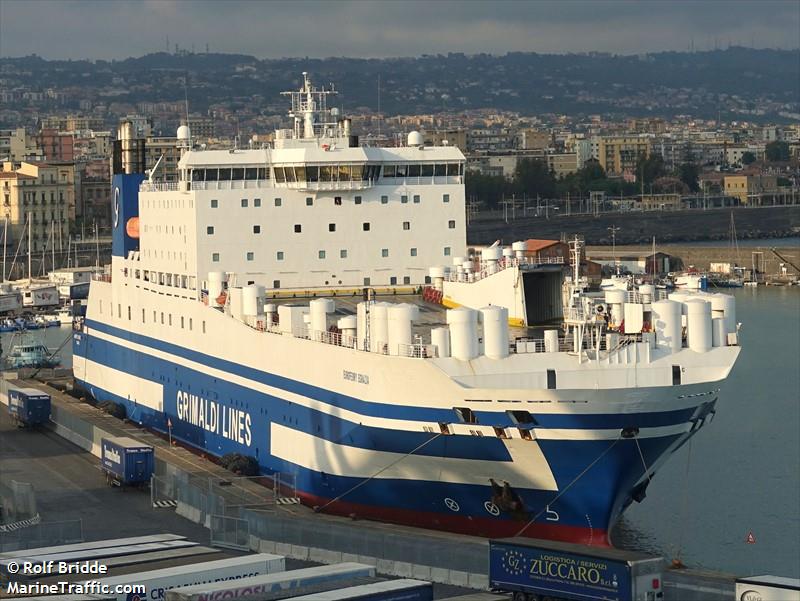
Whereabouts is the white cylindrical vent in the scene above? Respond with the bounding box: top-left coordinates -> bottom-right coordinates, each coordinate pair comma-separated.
357,302 -> 369,350
370,302 -> 390,353
242,285 -> 263,316
264,303 -> 277,322
651,299 -> 682,353
207,271 -> 225,307
511,240 -> 526,258
712,317 -> 726,347
544,329 -> 560,353
309,298 -> 335,338
481,306 -> 509,359
668,292 -> 691,315
431,327 -> 451,358
502,247 -> 514,258
338,315 -> 357,343
710,293 -> 726,326
686,299 -> 712,353
446,307 -> 479,361
387,303 -> 419,356
482,247 -> 503,261
710,293 -> 736,334
604,288 -> 627,305
638,284 -> 655,303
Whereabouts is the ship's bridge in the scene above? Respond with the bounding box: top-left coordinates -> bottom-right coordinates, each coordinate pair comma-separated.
176,145 -> 465,193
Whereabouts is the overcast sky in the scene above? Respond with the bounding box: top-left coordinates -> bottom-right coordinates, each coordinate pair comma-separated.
1,0 -> 798,60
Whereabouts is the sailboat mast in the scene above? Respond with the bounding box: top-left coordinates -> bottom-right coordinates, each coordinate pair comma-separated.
27,212 -> 31,281
2,215 -> 7,283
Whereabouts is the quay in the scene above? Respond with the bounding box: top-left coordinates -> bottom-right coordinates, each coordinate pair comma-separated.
1,377 -> 737,600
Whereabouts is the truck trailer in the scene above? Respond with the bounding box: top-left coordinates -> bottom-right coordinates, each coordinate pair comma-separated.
84,553 -> 284,601
735,575 -> 800,601
7,387 -> 51,427
100,437 -> 154,487
489,538 -> 664,601
166,563 -> 376,601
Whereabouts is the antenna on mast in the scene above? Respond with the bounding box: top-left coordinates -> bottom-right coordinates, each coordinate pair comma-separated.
377,73 -> 381,140
183,74 -> 192,148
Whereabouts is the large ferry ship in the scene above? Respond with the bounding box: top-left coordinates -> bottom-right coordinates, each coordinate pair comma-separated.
73,73 -> 741,545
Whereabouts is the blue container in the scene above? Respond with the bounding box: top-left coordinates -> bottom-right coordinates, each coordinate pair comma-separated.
8,388 -> 51,427
489,538 -> 664,601
100,436 -> 154,485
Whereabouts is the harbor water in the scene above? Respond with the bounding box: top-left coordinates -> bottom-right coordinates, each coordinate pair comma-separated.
614,286 -> 800,578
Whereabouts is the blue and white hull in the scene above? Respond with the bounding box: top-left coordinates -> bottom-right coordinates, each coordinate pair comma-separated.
73,290 -> 735,544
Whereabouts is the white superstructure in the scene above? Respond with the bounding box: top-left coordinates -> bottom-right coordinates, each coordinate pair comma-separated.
137,73 -> 465,293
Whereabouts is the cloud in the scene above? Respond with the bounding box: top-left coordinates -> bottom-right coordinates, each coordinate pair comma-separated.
0,0 -> 797,59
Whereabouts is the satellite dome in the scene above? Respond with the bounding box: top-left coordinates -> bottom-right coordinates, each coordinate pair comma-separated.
407,131 -> 423,147
177,125 -> 191,140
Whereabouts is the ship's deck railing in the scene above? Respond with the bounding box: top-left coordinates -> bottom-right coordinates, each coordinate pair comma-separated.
178,180 -> 273,192
92,274 -> 112,283
238,315 -> 438,359
444,256 -> 564,284
140,181 -> 181,192
274,180 -> 375,192
511,332 -> 645,356
624,290 -> 669,304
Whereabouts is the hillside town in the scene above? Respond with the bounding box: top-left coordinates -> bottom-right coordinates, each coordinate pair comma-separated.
1,51 -> 799,255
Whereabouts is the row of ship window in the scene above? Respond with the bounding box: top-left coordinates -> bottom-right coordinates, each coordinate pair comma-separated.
205,220 -> 456,235
207,193 -> 450,208
270,275 -> 432,290
188,163 -> 463,183
102,300 -> 208,334
210,247 -> 454,263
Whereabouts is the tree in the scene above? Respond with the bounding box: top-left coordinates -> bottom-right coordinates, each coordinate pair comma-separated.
677,162 -> 700,192
635,154 -> 666,185
765,141 -> 790,162
512,158 -> 556,198
464,170 -> 511,209
741,151 -> 757,165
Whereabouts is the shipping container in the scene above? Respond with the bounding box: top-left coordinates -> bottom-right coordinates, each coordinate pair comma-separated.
84,553 -> 284,601
735,575 -> 800,601
489,538 -> 664,601
166,562 -> 376,601
100,436 -> 154,486
7,387 -> 51,427
290,579 -> 433,601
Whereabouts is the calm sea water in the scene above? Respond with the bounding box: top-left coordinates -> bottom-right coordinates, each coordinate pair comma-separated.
3,288 -> 798,577
613,286 -> 800,578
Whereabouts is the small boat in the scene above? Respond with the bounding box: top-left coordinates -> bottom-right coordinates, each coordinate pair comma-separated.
34,314 -> 60,328
55,306 -> 74,325
0,318 -> 20,333
2,333 -> 60,369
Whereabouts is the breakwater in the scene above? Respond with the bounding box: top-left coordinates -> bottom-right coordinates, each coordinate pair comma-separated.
467,205 -> 800,246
